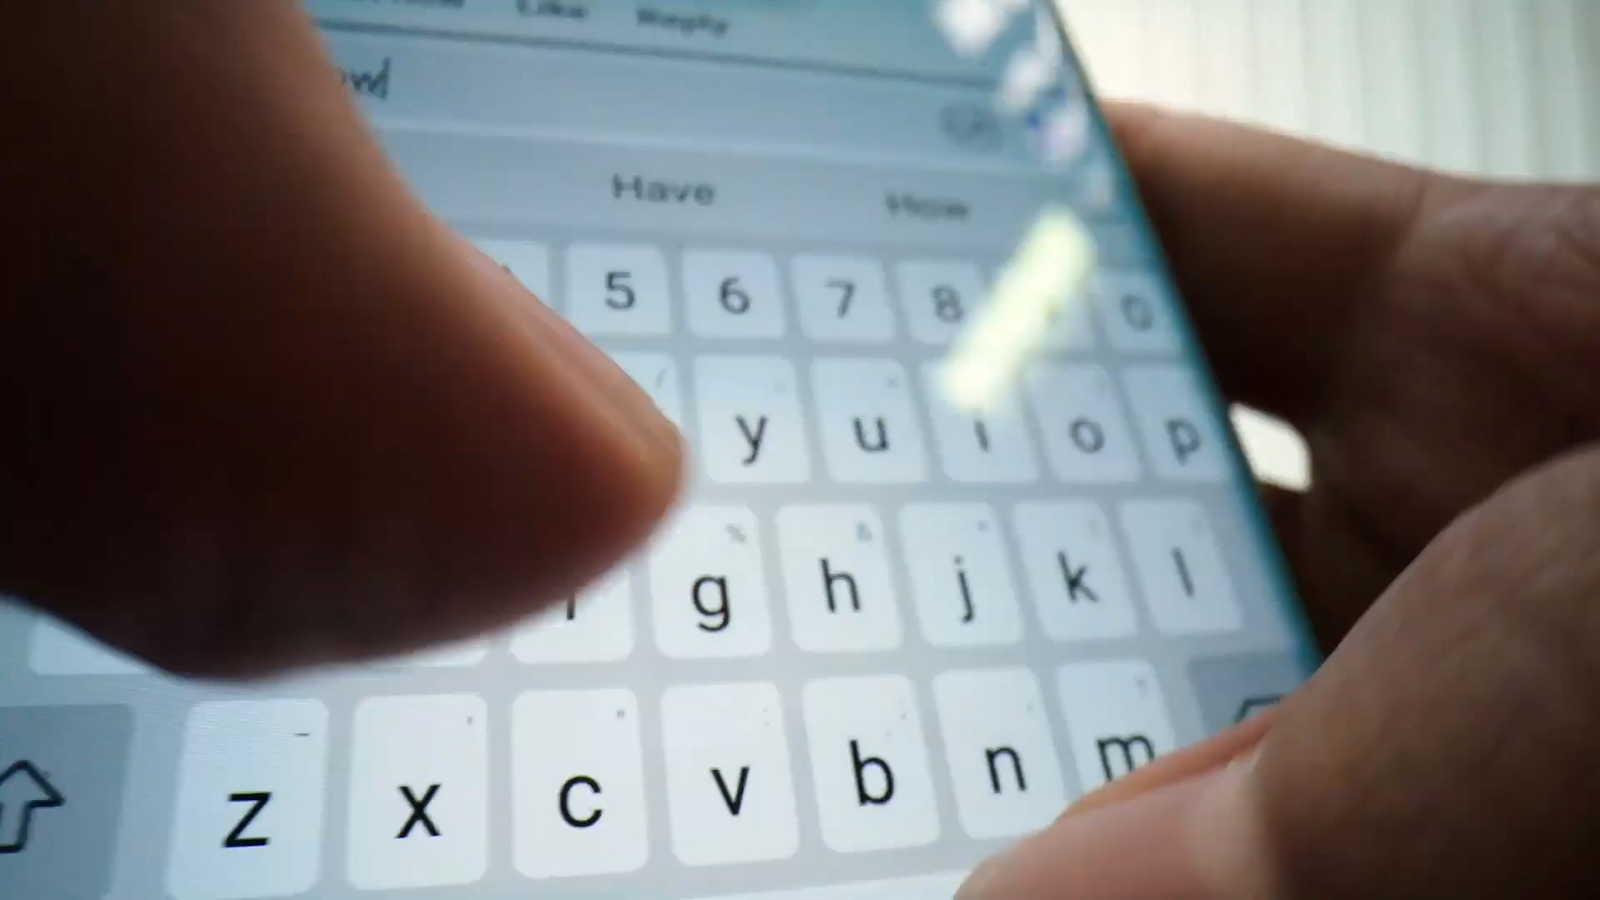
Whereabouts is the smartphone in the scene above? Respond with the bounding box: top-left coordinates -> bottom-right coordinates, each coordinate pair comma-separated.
0,2 -> 1321,898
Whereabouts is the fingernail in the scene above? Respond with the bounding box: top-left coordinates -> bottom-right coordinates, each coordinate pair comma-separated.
956,749 -> 1273,900
467,244 -> 682,464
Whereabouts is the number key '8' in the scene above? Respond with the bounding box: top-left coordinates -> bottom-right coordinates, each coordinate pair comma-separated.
894,260 -> 987,345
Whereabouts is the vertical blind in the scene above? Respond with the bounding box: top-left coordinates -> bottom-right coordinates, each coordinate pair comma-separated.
1060,0 -> 1599,180
1055,0 -> 1600,487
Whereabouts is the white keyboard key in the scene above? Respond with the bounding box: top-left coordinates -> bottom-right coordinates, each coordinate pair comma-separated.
791,254 -> 896,343
683,249 -> 787,338
28,616 -> 150,675
811,358 -> 929,483
474,239 -> 552,302
166,700 -> 328,900
921,362 -> 1039,483
695,355 -> 811,484
894,259 -> 987,344
776,505 -> 901,653
649,506 -> 772,658
681,871 -> 969,900
565,243 -> 671,336
346,694 -> 488,890
609,351 -> 684,428
898,503 -> 1023,647
1024,363 -> 1142,483
1123,364 -> 1232,481
1092,270 -> 1181,353
512,568 -> 633,664
661,683 -> 801,866
1056,660 -> 1177,792
1119,500 -> 1242,634
1040,280 -> 1098,350
802,676 -> 940,853
1013,501 -> 1138,641
512,689 -> 649,878
991,264 -> 1096,351
388,638 -> 489,668
933,668 -> 1067,839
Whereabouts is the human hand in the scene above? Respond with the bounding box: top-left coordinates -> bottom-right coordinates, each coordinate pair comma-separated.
957,104 -> 1600,898
0,3 -> 683,677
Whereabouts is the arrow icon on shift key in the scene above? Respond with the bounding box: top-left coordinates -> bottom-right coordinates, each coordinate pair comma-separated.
0,760 -> 65,854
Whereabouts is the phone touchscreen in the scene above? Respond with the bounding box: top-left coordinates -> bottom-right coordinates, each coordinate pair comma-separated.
0,3 -> 1320,898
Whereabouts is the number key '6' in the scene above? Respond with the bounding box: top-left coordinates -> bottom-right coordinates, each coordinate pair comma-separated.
685,250 -> 786,338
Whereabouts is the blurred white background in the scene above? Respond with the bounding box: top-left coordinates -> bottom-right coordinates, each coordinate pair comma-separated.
1053,0 -> 1600,489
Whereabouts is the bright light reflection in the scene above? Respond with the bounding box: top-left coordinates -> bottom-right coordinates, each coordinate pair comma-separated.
938,206 -> 1097,414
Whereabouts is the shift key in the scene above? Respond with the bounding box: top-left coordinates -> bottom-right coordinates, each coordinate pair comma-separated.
0,704 -> 134,900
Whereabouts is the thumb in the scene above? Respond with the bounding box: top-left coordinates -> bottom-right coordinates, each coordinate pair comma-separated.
0,4 -> 682,676
957,446 -> 1600,899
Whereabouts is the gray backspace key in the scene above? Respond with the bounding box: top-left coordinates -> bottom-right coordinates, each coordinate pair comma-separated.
1188,651 -> 1312,736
